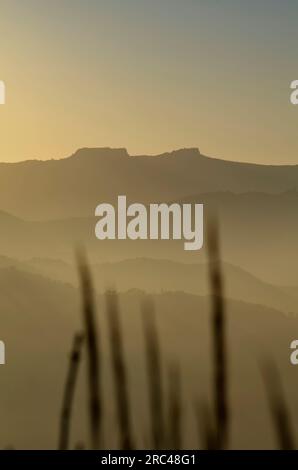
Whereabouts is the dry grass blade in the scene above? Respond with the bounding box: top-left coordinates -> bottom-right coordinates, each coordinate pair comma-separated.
167,363 -> 182,450
261,360 -> 295,450
195,400 -> 216,450
105,289 -> 134,450
207,219 -> 229,449
74,441 -> 85,450
58,332 -> 84,450
142,298 -> 164,449
77,250 -> 101,449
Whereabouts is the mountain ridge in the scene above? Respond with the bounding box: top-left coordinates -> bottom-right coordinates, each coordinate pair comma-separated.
1,146 -> 298,168
0,147 -> 298,221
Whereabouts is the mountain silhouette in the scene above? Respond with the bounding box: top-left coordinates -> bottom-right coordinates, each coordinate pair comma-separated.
0,147 -> 298,219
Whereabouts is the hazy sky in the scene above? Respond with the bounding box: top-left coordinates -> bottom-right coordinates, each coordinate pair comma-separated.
0,0 -> 298,164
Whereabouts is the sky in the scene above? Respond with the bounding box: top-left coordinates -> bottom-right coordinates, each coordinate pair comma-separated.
0,0 -> 298,164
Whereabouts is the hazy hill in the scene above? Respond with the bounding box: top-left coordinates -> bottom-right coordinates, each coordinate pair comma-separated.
0,189 -> 297,284
0,147 -> 298,219
0,146 -> 295,449
8,256 -> 296,315
92,258 -> 298,314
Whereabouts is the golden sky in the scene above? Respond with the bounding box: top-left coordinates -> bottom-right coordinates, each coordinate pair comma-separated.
1,0 -> 298,164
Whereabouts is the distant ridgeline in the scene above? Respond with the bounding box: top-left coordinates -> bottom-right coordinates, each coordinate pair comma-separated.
0,81 -> 5,104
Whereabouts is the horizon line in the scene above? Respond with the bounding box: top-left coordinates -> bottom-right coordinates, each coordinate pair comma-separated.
0,146 -> 297,168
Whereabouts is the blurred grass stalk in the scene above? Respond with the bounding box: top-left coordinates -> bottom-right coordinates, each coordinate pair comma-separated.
78,250 -> 101,449
262,361 -> 295,450
142,298 -> 165,449
196,401 -> 216,450
207,219 -> 229,449
105,290 -> 134,450
58,332 -> 84,450
167,363 -> 182,449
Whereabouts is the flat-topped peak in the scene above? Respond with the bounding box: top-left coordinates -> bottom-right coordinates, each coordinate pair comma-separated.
72,147 -> 129,158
